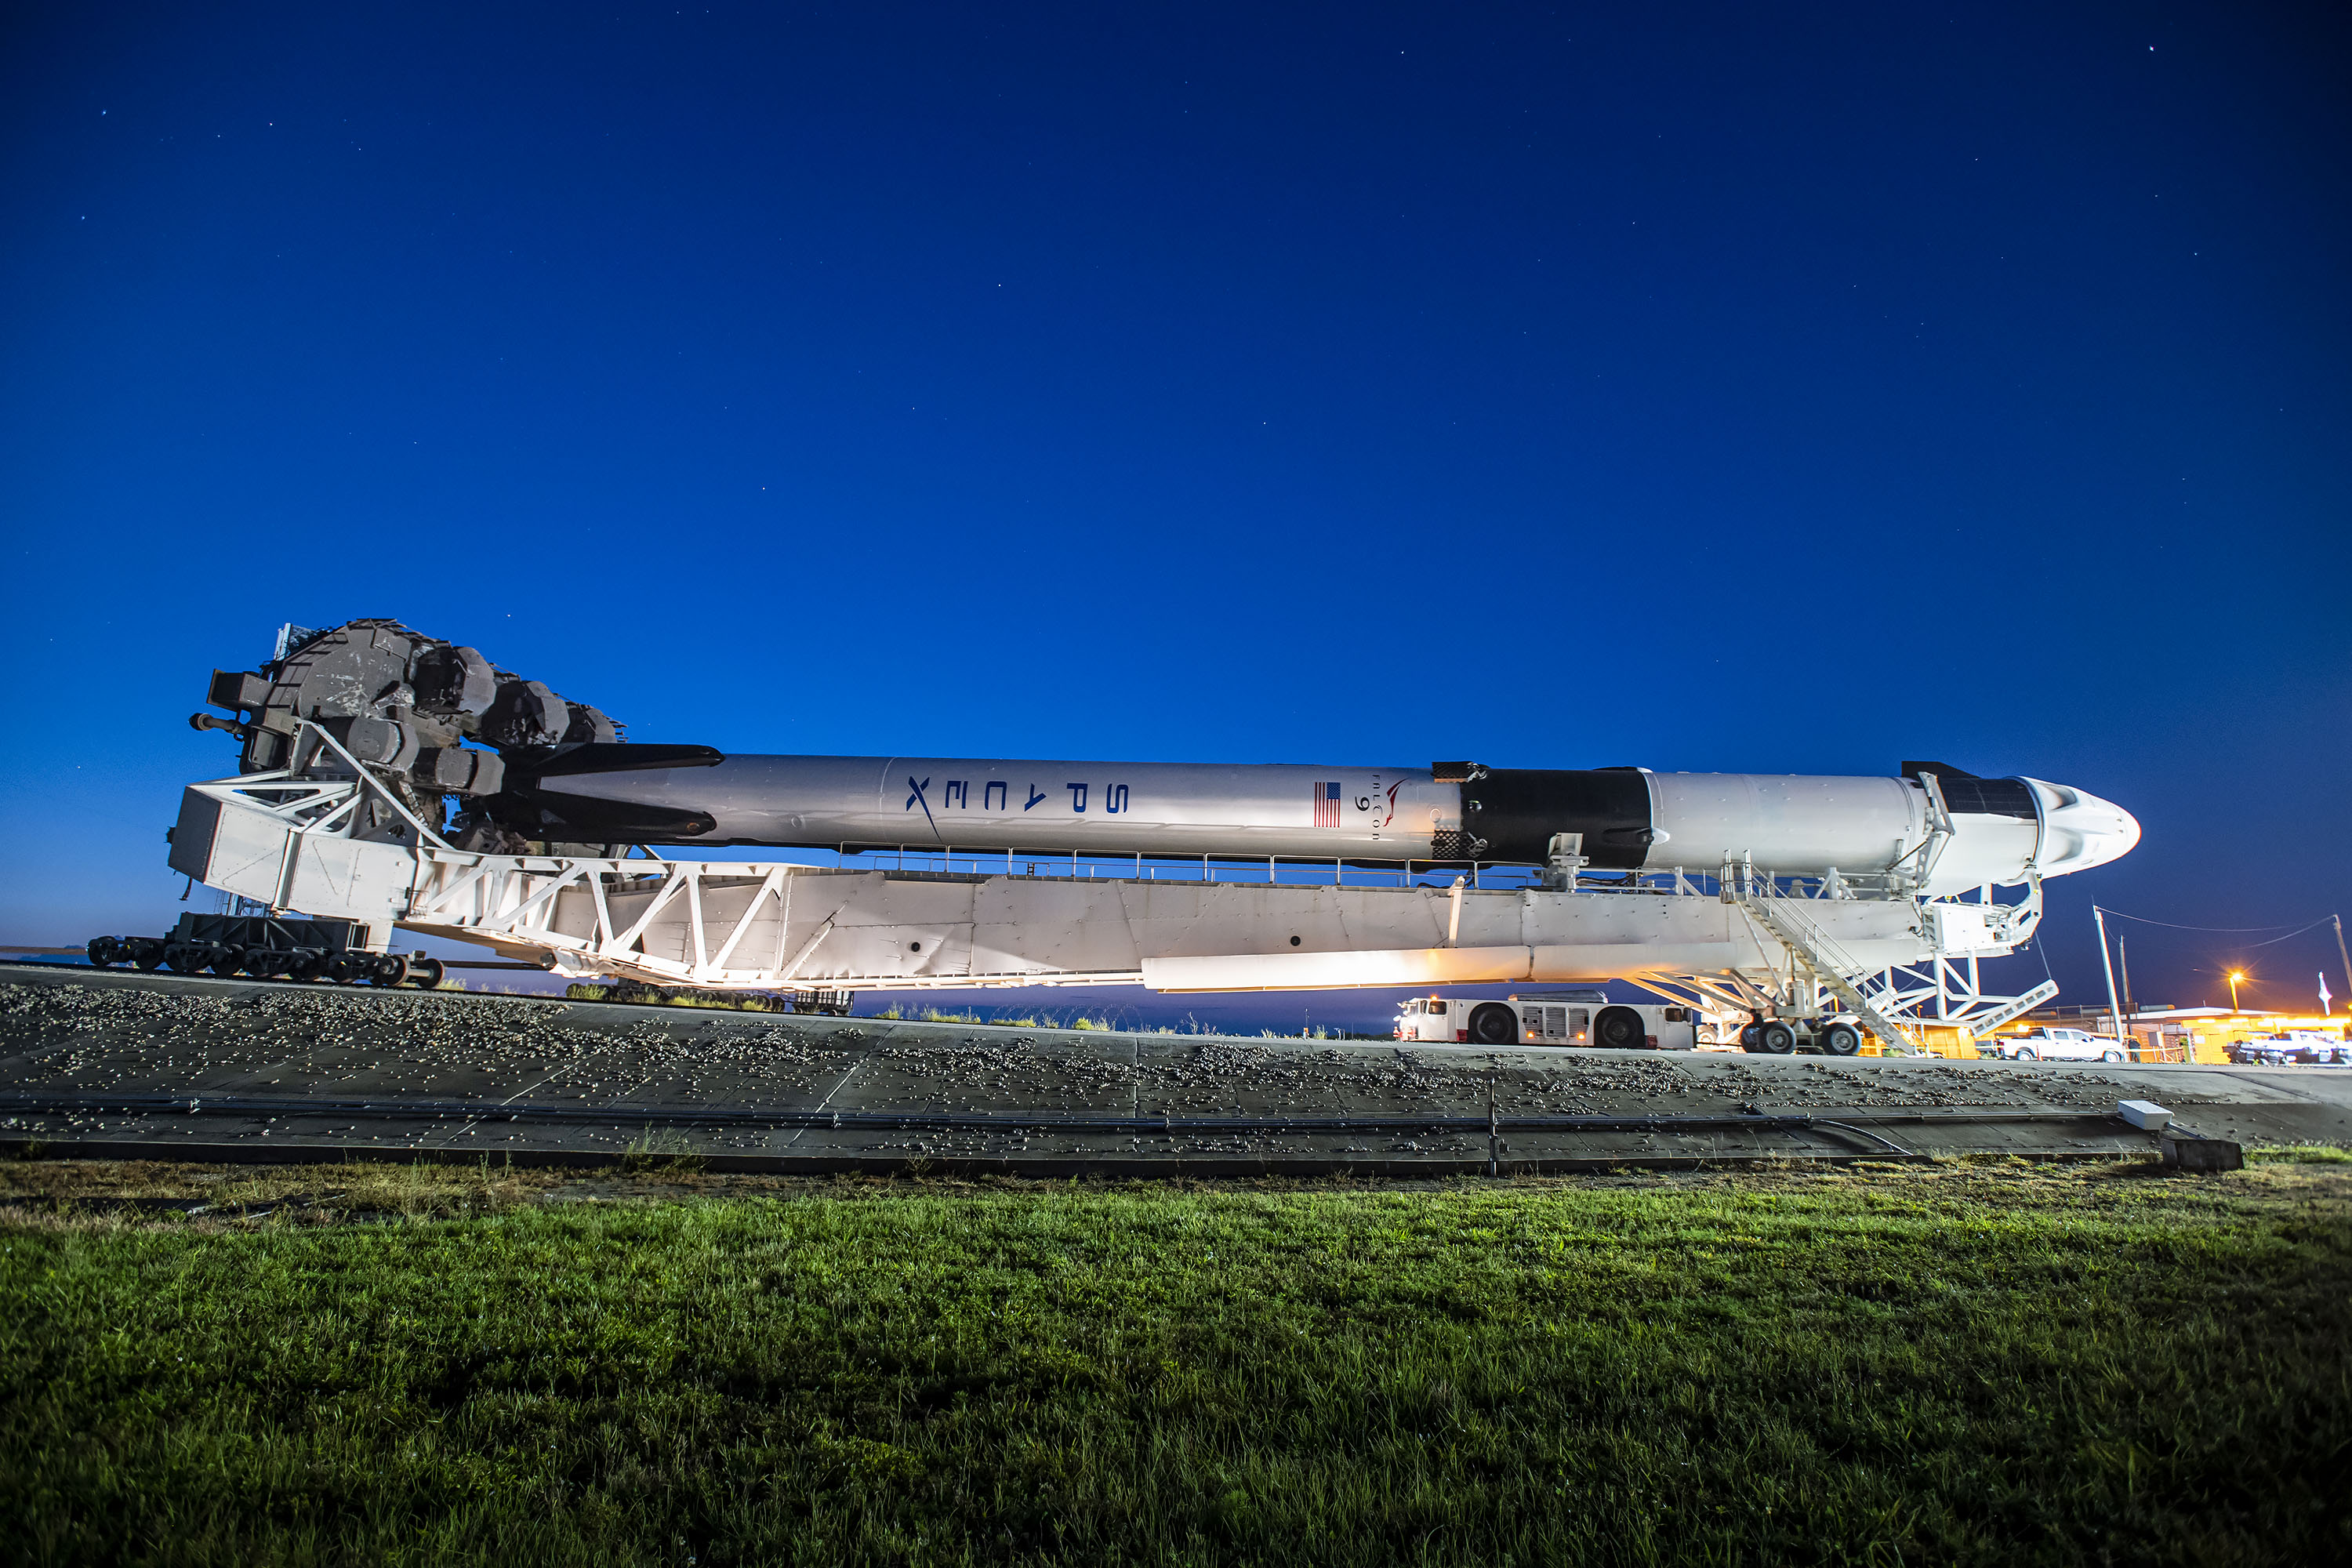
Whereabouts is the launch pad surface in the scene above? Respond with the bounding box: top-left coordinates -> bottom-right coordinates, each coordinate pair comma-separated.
5,963 -> 2347,1173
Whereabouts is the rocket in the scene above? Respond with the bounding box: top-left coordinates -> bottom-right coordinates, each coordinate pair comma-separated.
490,746 -> 2136,898
197,622 -> 2138,898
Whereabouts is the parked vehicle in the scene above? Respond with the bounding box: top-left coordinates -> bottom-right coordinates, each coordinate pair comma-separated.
2228,1032 -> 2352,1067
1983,1027 -> 2125,1062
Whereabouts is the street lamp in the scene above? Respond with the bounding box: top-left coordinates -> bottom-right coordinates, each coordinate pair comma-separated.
2227,970 -> 2247,1011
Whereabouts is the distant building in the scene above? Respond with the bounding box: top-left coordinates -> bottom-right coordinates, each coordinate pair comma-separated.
2010,1004 -> 2347,1063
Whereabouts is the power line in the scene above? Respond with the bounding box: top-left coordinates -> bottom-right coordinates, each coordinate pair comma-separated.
2092,908 -> 2339,946
2092,907 -> 2310,931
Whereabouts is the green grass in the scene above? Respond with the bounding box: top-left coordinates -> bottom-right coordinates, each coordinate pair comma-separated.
2,1159 -> 2348,1566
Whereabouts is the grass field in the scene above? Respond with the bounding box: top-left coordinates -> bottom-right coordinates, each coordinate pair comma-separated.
2,1156 -> 2347,1566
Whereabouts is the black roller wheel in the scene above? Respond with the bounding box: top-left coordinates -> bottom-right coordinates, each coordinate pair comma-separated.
410,956 -> 446,990
1468,1003 -> 1519,1046
86,937 -> 121,968
1594,1005 -> 1648,1050
369,953 -> 411,987
209,945 -> 247,978
325,953 -> 365,985
1758,1022 -> 1798,1054
1739,1022 -> 1764,1052
1820,1022 -> 1863,1056
287,950 -> 324,983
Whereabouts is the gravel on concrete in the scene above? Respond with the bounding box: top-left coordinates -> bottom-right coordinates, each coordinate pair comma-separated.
5,964 -> 2347,1171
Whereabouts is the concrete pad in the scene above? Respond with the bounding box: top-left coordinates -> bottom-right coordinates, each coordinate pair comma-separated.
5,962 -> 2350,1174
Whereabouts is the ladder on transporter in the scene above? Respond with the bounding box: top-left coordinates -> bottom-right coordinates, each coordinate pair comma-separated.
1736,889 -> 1922,1052
1736,887 -> 2057,1052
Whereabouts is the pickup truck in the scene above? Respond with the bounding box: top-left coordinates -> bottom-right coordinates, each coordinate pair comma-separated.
1982,1027 -> 2126,1062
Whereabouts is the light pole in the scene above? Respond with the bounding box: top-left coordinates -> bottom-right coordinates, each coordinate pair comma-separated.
2334,915 -> 2349,1017
2227,970 -> 2246,1012
2094,907 -> 2129,1058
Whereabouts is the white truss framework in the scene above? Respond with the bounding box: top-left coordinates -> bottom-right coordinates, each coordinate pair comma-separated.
164,729 -> 2065,1040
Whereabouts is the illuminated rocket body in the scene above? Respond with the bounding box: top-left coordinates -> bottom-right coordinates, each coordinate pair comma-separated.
502,751 -> 2138,898
165,623 -> 2142,1028
194,622 -> 2139,900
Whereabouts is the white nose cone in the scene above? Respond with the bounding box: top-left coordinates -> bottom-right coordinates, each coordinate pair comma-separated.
2022,778 -> 2141,877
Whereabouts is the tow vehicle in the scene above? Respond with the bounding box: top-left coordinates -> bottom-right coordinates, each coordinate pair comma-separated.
1394,993 -> 1697,1049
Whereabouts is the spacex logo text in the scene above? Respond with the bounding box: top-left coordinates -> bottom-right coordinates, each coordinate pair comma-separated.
906,777 -> 1131,819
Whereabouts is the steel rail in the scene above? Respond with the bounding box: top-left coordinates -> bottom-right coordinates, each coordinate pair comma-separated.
0,1090 -> 2141,1156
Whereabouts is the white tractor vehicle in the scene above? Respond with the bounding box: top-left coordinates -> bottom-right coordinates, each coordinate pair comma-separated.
1394,993 -> 1698,1050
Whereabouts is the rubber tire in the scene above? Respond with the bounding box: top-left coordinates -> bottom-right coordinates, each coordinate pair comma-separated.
2101,1048 -> 2125,1063
1820,1022 -> 1864,1056
1758,1022 -> 1798,1054
1739,1023 -> 1764,1052
1468,1003 -> 1519,1046
1593,1005 -> 1647,1050
2014,1047 -> 2038,1060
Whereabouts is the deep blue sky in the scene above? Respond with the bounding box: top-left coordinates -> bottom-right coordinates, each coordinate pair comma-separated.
4,2 -> 2347,1025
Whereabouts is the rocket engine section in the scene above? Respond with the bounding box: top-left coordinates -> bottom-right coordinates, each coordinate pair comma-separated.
192,619 -> 622,843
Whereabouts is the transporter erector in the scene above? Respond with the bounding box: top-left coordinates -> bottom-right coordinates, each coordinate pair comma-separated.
117,619 -> 2138,1053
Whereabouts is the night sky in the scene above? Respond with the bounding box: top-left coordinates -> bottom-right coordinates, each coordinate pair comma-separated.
4,2 -> 2347,1028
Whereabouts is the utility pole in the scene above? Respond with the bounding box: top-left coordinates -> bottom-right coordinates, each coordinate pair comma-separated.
2335,916 -> 2350,1018
2126,931 -> 2145,1067
2093,906 -> 2129,1058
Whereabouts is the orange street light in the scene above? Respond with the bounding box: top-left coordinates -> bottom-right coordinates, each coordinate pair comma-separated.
2227,970 -> 2247,1011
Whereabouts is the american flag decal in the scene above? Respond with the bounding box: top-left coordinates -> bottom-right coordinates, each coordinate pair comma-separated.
1313,781 -> 1342,828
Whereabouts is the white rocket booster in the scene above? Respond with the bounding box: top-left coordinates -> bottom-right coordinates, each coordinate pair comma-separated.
498,750 -> 2137,898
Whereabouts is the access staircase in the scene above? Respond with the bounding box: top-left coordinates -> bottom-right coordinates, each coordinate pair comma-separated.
1737,889 -> 1922,1053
